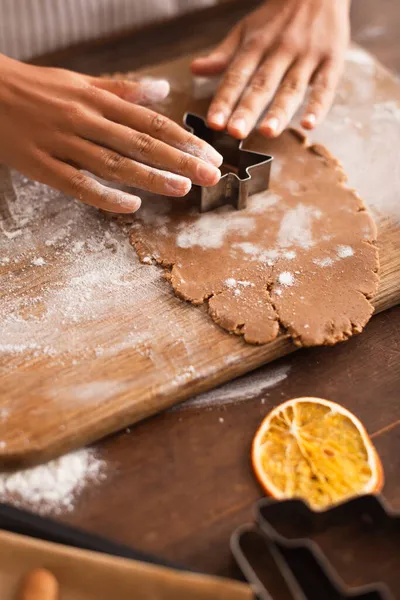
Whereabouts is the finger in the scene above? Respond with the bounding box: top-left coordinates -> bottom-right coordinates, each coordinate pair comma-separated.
258,58 -> 316,137
301,58 -> 342,129
206,42 -> 266,131
191,25 -> 242,76
93,76 -> 170,105
65,140 -> 192,197
226,50 -> 294,138
66,122 -> 220,187
41,158 -> 141,213
97,98 -> 223,167
80,117 -> 221,187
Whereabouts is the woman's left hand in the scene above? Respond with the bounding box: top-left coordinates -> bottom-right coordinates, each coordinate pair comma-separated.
191,0 -> 351,139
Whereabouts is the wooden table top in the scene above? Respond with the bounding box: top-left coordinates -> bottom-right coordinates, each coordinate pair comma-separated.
35,0 -> 400,581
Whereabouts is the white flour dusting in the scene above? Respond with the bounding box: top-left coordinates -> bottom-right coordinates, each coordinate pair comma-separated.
232,242 -> 280,266
283,250 -> 296,260
176,364 -> 290,409
307,49 -> 400,224
372,101 -> 400,122
345,47 -> 376,73
176,206 -> 255,249
313,257 -> 335,268
337,245 -> 354,259
232,242 -> 260,256
225,278 -> 237,288
0,172 -> 165,366
358,25 -> 386,41
31,257 -> 46,266
278,272 -> 295,287
50,380 -> 129,404
0,448 -> 106,516
247,192 -> 280,214
224,278 -> 254,289
277,204 -> 321,249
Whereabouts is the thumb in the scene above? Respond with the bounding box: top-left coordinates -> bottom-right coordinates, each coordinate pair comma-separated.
93,76 -> 170,104
191,25 -> 242,76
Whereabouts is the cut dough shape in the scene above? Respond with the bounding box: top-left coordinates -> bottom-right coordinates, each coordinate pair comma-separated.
130,128 -> 379,346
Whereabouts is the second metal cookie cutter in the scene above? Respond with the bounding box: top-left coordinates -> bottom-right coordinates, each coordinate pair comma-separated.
184,112 -> 273,212
231,495 -> 399,600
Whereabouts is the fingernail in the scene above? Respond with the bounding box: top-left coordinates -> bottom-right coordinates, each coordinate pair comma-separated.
164,174 -> 192,196
197,162 -> 221,185
139,79 -> 170,103
209,112 -> 226,127
192,56 -> 208,64
205,147 -> 223,167
110,192 -> 142,213
195,53 -> 222,64
303,113 -> 316,129
263,117 -> 279,135
229,117 -> 247,137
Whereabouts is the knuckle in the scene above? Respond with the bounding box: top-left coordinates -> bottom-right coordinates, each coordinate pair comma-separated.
110,78 -> 129,97
308,96 -> 324,111
312,77 -> 335,99
101,150 -> 126,179
145,168 -> 159,188
280,77 -> 304,95
241,30 -> 265,52
178,152 -> 192,173
279,34 -> 300,55
85,84 -> 107,104
64,102 -> 87,127
134,133 -> 157,156
224,69 -> 248,89
313,72 -> 329,87
68,171 -> 88,196
249,73 -> 273,94
150,112 -> 169,134
210,100 -> 229,114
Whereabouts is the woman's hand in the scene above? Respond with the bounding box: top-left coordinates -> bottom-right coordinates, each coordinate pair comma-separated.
0,56 -> 223,213
191,0 -> 350,139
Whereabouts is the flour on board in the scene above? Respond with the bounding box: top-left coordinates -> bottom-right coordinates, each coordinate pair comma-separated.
372,101 -> 400,123
31,257 -> 46,266
345,47 -> 376,73
358,25 -> 386,41
306,50 -> 400,223
50,380 -> 130,404
0,448 -> 106,516
0,172 -> 166,366
175,363 -> 291,409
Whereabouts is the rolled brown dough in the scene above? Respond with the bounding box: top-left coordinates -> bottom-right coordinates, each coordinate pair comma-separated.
130,128 -> 379,346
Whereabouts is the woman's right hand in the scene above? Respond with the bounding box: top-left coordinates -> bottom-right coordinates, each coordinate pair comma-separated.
0,55 -> 223,213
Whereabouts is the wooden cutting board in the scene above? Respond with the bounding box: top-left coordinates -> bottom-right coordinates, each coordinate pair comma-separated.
0,47 -> 399,467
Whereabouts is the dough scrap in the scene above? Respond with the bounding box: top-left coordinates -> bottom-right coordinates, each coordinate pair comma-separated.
130,129 -> 379,346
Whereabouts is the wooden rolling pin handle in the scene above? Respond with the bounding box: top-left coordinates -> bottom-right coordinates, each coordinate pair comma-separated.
17,568 -> 59,600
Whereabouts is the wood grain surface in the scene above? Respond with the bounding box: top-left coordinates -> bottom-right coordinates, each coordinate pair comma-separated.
0,0 -> 399,592
0,2 -> 400,471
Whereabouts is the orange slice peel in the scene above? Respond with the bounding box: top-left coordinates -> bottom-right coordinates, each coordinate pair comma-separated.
252,397 -> 383,510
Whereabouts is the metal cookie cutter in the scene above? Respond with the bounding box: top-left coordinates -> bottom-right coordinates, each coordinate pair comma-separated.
184,112 -> 273,212
231,495 -> 399,600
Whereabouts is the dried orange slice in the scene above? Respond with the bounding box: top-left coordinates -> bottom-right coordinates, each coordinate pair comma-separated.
252,397 -> 383,510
